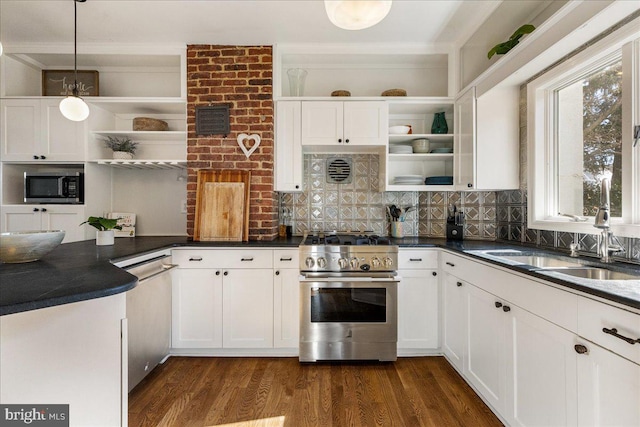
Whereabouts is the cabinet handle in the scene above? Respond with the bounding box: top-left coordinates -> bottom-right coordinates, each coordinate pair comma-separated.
189,257 -> 203,262
456,282 -> 462,287
41,208 -> 47,212
33,208 -> 40,212
295,185 -> 300,189
432,272 -> 437,276
215,271 -> 221,276
495,301 -> 503,308
223,271 -> 228,276
33,155 -> 39,160
40,155 -> 46,160
338,138 -> 342,143
409,258 -> 422,262
275,270 -> 280,276
602,327 -> 640,345
467,183 -> 472,188
280,257 -> 292,261
446,262 -> 455,267
241,257 -> 254,262
345,139 -> 350,144
574,344 -> 589,354
502,306 -> 511,312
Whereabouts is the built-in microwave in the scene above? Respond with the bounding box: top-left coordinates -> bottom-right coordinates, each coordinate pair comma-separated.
24,172 -> 84,204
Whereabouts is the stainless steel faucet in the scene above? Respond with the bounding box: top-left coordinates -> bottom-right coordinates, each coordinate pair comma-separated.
594,177 -> 625,263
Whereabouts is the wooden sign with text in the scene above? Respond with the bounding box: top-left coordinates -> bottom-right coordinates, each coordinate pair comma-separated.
42,70 -> 99,96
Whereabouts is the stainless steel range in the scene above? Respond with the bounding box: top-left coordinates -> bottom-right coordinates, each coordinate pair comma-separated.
299,233 -> 399,362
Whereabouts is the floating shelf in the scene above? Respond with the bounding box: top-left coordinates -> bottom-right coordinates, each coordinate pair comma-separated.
388,134 -> 453,144
387,153 -> 453,160
92,131 -> 186,141
91,159 -> 187,170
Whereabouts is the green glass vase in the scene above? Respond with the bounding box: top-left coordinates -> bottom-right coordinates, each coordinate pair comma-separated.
431,112 -> 448,134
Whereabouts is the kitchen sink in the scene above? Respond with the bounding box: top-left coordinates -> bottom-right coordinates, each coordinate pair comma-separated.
544,268 -> 640,281
495,255 -> 585,268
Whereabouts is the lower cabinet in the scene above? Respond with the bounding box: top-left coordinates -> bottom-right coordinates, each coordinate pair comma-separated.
171,248 -> 299,352
441,250 -> 640,427
1,204 -> 85,243
397,249 -> 440,353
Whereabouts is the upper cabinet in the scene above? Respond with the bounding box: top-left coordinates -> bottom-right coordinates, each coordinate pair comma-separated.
453,86 -> 519,191
274,101 -> 303,192
1,98 -> 86,162
301,101 -> 387,146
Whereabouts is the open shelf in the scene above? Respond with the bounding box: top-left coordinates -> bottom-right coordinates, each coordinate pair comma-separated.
90,160 -> 186,170
91,130 -> 186,141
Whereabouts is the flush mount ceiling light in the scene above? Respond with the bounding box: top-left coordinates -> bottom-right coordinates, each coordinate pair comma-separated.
324,0 -> 392,30
59,0 -> 89,122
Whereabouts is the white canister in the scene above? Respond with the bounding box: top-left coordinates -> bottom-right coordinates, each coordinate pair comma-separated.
390,222 -> 404,238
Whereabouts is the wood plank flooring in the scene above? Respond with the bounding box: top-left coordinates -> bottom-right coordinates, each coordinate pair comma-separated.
129,357 -> 503,427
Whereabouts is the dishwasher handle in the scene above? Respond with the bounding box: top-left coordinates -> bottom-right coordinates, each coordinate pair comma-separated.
137,264 -> 178,284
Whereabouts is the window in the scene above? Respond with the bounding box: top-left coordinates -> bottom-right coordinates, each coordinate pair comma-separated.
528,21 -> 640,238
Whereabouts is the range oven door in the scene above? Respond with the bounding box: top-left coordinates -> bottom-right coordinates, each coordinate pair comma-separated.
299,275 -> 399,362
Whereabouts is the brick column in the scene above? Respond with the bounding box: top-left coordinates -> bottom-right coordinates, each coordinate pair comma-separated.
186,45 -> 277,240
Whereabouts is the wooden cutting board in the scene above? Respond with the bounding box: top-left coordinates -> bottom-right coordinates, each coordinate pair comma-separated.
194,170 -> 251,241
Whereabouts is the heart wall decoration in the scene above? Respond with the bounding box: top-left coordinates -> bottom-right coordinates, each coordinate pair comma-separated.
237,133 -> 261,158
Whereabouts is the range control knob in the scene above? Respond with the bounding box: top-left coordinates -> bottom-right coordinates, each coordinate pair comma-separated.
371,257 -> 381,268
338,258 -> 349,269
383,257 -> 394,268
349,257 -> 359,269
317,257 -> 327,268
305,257 -> 315,268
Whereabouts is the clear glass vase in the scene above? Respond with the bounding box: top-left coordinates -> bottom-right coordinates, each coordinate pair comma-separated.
287,68 -> 308,96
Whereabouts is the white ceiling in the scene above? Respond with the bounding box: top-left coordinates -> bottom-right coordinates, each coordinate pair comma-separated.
0,0 -> 500,48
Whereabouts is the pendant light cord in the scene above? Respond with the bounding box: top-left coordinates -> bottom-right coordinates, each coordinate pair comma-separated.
73,0 -> 78,96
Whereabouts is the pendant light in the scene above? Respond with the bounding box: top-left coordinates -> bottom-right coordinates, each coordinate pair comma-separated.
324,0 -> 392,31
59,0 -> 89,122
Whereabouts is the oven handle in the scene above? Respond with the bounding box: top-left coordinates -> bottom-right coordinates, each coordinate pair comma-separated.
299,275 -> 401,282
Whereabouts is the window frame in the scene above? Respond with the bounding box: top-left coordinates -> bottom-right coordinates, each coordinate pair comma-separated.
527,18 -> 640,238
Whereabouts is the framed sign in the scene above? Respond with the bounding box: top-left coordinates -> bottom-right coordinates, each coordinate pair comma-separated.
42,70 -> 99,96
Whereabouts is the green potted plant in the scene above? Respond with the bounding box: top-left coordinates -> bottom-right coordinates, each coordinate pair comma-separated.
103,136 -> 139,160
80,216 -> 122,246
487,24 -> 535,59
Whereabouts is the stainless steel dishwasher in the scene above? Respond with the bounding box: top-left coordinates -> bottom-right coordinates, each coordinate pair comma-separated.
124,254 -> 176,392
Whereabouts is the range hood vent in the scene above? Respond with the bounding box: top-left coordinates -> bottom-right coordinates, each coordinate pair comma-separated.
326,157 -> 352,184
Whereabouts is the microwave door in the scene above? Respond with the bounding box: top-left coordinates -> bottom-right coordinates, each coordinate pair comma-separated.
25,176 -> 63,202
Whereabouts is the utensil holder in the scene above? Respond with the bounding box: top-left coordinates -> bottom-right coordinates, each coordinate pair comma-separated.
287,68 -> 308,96
391,222 -> 404,238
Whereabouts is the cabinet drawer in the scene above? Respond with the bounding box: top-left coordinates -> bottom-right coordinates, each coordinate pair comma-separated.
273,249 -> 299,269
398,249 -> 438,270
578,297 -> 640,365
172,249 -> 273,269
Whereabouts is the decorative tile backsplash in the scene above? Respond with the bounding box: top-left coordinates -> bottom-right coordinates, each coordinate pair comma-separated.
281,154 -> 496,240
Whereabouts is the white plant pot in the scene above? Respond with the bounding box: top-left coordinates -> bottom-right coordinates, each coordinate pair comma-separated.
96,230 -> 115,246
113,151 -> 133,160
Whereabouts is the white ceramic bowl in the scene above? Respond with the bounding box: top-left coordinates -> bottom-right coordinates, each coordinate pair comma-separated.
412,138 -> 430,153
389,125 -> 411,135
0,230 -> 65,263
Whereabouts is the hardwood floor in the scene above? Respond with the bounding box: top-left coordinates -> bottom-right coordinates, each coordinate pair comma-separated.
129,357 -> 503,427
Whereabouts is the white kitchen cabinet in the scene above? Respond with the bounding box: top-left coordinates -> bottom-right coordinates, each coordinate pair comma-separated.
172,268 -> 223,348
301,101 -> 387,146
273,249 -> 300,349
453,86 -> 519,190
0,204 -> 85,243
577,340 -> 640,427
1,98 -> 85,162
397,249 -> 439,353
171,248 -> 275,350
274,101 -> 303,192
504,302 -> 578,427
442,271 -> 467,372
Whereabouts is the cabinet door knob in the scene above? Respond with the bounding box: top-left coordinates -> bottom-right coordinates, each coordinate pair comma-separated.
502,305 -> 511,312
41,208 -> 47,212
456,281 -> 463,287
33,208 -> 40,212
40,155 -> 46,160
467,183 -> 473,188
33,155 -> 39,160
295,185 -> 300,189
223,271 -> 228,276
338,139 -> 342,143
495,301 -> 503,308
215,271 -> 221,276
275,270 -> 280,276
574,344 -> 589,354
432,271 -> 437,276
345,139 -> 349,143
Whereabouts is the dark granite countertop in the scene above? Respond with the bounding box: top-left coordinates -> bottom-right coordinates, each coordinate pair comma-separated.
1,235 -> 638,316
